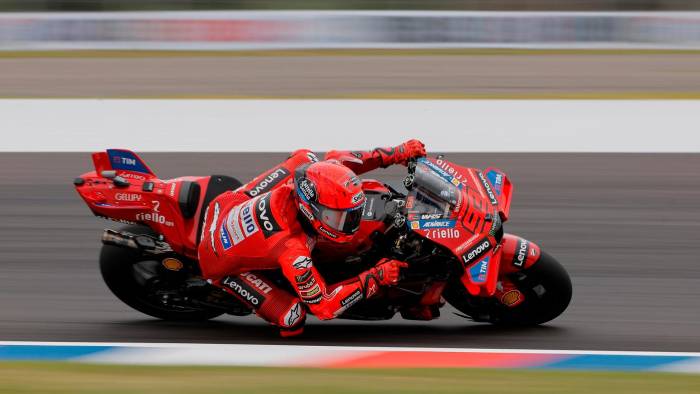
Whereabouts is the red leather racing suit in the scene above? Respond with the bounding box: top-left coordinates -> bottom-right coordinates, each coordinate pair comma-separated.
198,145 -> 420,335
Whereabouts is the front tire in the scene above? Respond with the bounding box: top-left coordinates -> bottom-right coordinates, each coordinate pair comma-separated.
445,251 -> 572,326
100,225 -> 224,321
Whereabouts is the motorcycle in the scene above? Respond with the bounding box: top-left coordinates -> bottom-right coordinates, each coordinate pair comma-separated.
74,149 -> 572,327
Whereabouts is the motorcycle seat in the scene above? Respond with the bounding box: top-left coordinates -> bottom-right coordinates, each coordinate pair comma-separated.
195,175 -> 242,245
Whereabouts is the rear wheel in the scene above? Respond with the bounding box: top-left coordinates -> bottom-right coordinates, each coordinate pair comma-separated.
444,251 -> 572,326
100,225 -> 224,321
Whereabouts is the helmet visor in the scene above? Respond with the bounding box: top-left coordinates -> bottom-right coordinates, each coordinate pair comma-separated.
314,203 -> 365,234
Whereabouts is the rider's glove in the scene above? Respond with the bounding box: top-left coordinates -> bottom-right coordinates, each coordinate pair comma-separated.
358,258 -> 408,298
376,139 -> 426,167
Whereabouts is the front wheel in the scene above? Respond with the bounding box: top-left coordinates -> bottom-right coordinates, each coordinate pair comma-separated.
100,225 -> 224,321
444,251 -> 572,326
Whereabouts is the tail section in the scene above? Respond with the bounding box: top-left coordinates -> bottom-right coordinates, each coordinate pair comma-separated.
92,149 -> 156,179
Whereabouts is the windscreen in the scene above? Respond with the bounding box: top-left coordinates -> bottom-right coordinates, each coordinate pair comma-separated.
407,159 -> 462,219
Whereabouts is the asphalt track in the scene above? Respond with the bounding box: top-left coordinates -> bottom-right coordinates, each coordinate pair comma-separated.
1,153 -> 699,351
2,52 -> 700,97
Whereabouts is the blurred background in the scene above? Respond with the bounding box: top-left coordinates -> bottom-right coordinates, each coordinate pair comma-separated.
1,1 -> 699,98
2,0 -> 700,11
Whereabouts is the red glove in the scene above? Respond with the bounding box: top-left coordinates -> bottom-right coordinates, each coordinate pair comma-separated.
358,258 -> 408,298
392,139 -> 426,165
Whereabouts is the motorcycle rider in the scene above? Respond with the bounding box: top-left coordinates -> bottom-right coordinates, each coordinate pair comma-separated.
198,140 -> 426,336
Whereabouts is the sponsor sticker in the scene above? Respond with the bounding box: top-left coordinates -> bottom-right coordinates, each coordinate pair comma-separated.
512,238 -> 529,268
297,178 -> 316,202
162,258 -> 183,271
468,256 -> 490,284
477,171 -> 499,205
436,158 -> 466,184
406,195 -> 415,209
501,289 -> 523,307
486,170 -> 504,197
245,167 -> 290,197
219,223 -> 233,250
299,203 -> 314,221
306,152 -> 319,163
317,226 -> 338,239
115,193 -> 141,202
222,276 -> 265,307
455,233 -> 480,253
239,200 -> 259,237
408,219 -> 456,230
427,228 -> 461,239
226,204 -> 245,245
305,295 -> 323,305
240,272 -> 273,294
297,278 -> 317,291
292,256 -> 313,270
300,284 -> 321,299
351,191 -> 365,205
284,303 -> 302,327
489,212 -> 502,236
118,172 -> 146,181
255,193 -> 281,238
295,270 -> 313,283
420,158 -> 463,190
340,289 -> 362,308
107,149 -> 150,174
136,211 -> 174,227
461,238 -> 491,266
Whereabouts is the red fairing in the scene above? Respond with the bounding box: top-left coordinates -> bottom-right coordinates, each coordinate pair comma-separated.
481,167 -> 513,221
75,149 -> 211,258
498,234 -> 542,274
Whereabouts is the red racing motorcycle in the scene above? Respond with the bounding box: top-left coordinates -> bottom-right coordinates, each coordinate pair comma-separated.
74,149 -> 572,327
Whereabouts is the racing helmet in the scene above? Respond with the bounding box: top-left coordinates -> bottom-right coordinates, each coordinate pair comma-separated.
294,161 -> 366,243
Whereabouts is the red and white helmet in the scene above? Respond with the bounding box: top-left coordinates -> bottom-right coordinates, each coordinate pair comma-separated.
294,161 -> 366,243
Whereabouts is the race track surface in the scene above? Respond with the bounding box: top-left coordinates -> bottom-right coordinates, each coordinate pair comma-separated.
1,152 -> 699,351
2,52 -> 700,97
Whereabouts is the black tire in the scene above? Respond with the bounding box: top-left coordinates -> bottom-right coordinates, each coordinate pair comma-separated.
445,251 -> 572,326
100,225 -> 224,321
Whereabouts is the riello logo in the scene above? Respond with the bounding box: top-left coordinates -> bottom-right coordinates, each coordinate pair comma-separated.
136,212 -> 174,227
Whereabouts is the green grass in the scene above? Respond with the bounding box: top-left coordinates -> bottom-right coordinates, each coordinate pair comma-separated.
3,92 -> 700,99
0,363 -> 698,394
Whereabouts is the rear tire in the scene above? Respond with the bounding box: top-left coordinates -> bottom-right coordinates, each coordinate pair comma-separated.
100,225 -> 224,321
445,251 -> 572,326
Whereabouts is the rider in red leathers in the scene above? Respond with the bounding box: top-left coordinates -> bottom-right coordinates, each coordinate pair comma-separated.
198,140 -> 426,336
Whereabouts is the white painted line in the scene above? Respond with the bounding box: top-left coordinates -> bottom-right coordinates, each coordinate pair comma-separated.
2,100 -> 700,153
3,341 -> 700,358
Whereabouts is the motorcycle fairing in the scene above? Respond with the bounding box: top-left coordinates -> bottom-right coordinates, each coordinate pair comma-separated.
77,149 -> 219,258
482,167 -> 513,220
407,157 -> 511,297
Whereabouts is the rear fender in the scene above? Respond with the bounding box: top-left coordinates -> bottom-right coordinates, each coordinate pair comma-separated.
75,170 -> 212,258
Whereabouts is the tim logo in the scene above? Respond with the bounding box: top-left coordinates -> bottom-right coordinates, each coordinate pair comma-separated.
112,156 -> 136,166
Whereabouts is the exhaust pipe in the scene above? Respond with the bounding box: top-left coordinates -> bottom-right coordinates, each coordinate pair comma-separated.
101,229 -> 172,254
102,229 -> 140,250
